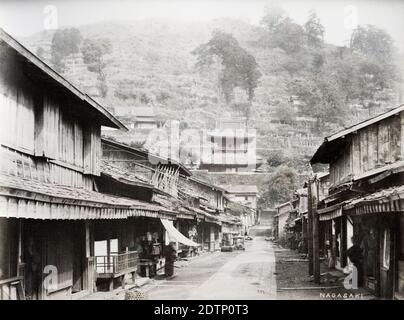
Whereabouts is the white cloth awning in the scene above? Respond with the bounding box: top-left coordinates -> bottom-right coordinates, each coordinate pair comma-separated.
160,219 -> 199,247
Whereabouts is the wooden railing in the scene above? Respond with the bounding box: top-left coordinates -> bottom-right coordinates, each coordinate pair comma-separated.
95,251 -> 139,277
0,276 -> 25,300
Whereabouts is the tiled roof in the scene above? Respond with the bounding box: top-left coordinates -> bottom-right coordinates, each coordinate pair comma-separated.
100,160 -> 152,186
102,138 -> 192,176
0,28 -> 126,131
0,173 -> 173,220
344,185 -> 404,209
219,213 -> 242,225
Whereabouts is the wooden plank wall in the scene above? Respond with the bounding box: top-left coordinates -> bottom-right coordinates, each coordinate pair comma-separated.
178,177 -> 218,208
330,114 -> 402,186
0,75 -> 35,154
36,95 -> 84,169
0,81 -> 101,185
0,51 -> 101,181
0,146 -> 93,190
83,124 -> 101,176
43,222 -> 74,298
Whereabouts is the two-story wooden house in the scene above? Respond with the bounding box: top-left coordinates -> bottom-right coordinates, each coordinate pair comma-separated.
0,28 -> 172,300
178,177 -> 225,251
100,138 -> 201,265
310,104 -> 404,299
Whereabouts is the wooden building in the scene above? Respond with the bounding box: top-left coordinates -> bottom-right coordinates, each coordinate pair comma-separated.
199,119 -> 263,173
219,184 -> 258,230
310,104 -> 404,299
102,138 -> 191,199
103,106 -> 163,145
178,177 -> 226,251
274,202 -> 294,243
101,138 -> 227,253
0,28 -> 178,299
258,208 -> 276,227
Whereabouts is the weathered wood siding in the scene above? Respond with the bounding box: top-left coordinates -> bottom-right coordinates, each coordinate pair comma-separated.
0,52 -> 102,185
330,114 -> 403,186
0,73 -> 35,154
178,177 -> 223,211
35,95 -> 86,169
83,124 -> 101,176
0,218 -> 19,281
0,147 -> 93,189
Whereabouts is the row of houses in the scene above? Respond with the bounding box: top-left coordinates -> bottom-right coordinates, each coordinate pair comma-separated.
274,102 -> 404,299
0,29 -> 256,300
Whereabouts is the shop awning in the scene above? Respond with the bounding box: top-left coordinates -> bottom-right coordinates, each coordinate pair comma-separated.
0,173 -> 176,220
160,218 -> 199,247
318,204 -> 343,221
343,185 -> 404,216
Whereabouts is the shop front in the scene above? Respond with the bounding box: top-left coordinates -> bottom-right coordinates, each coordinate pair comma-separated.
350,214 -> 397,298
0,217 -> 92,301
343,188 -> 404,299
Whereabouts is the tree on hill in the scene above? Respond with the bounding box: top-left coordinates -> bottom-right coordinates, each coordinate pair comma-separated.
192,30 -> 261,104
350,25 -> 398,113
259,6 -> 305,53
304,10 -> 325,48
260,4 -> 287,31
81,38 -> 112,98
350,25 -> 394,65
50,28 -> 82,72
266,165 -> 298,205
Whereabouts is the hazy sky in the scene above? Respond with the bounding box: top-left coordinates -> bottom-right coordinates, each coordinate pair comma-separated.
1,0 -> 404,50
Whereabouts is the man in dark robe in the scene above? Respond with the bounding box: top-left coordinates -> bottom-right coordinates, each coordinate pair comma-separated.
164,242 -> 177,278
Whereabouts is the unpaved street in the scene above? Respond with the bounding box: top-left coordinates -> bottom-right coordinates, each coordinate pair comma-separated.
144,237 -> 277,300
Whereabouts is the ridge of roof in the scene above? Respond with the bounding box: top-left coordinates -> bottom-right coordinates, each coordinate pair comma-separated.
0,28 -> 127,131
311,104 -> 404,164
101,138 -> 191,176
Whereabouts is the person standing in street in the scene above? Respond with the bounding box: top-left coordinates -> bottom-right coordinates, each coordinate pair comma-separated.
164,241 -> 177,278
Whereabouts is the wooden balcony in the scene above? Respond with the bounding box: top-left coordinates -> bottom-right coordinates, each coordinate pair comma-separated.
95,251 -> 139,279
95,251 -> 139,291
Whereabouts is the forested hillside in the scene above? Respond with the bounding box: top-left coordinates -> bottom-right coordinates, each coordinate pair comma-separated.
19,7 -> 404,208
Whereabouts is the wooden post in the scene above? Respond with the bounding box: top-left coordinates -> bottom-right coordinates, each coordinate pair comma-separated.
85,222 -> 91,258
84,221 -> 94,293
109,278 -> 114,292
107,236 -> 111,276
307,179 -> 313,276
331,220 -> 337,269
201,223 -> 204,250
313,179 -> 320,284
210,225 -> 215,252
17,220 -> 23,273
302,216 -> 307,252
121,275 -> 125,289
341,216 -> 347,268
